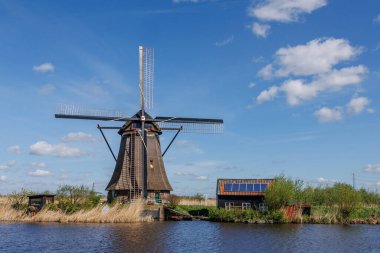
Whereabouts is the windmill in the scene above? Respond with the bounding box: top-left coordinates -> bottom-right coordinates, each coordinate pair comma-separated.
55,46 -> 223,204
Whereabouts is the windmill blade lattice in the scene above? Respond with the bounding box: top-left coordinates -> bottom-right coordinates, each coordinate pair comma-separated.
56,104 -> 131,121
158,121 -> 223,134
142,47 -> 154,110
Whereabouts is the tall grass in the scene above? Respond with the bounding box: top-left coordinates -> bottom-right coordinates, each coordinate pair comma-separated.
0,200 -> 153,223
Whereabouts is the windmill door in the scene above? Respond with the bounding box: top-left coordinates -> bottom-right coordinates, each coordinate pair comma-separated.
154,192 -> 161,204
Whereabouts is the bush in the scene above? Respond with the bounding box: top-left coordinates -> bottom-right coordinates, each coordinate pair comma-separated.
271,210 -> 286,223
265,175 -> 297,209
9,188 -> 32,211
45,203 -> 59,211
56,184 -> 101,213
167,194 -> 180,208
330,183 -> 361,220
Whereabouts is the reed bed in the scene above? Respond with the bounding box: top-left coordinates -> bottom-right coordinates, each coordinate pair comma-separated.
0,200 -> 153,223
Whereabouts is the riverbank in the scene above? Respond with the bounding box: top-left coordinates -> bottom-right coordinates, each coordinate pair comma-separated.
0,200 -> 153,223
171,205 -> 380,224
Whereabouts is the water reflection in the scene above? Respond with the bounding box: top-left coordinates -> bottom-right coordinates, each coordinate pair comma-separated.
0,222 -> 380,253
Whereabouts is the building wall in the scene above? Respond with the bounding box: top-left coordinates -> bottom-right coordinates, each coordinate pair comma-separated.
217,195 -> 265,209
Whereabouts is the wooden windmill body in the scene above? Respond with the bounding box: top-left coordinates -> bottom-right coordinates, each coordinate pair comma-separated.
55,46 -> 223,204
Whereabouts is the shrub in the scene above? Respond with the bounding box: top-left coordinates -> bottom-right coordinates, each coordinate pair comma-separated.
271,210 -> 286,223
330,183 -> 361,220
9,188 -> 32,211
265,175 -> 297,209
167,194 -> 180,208
56,184 -> 101,213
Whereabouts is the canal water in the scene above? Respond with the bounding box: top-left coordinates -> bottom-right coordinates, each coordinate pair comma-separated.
0,221 -> 379,253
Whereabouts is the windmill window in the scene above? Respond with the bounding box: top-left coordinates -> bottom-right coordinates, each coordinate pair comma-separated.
149,160 -> 154,169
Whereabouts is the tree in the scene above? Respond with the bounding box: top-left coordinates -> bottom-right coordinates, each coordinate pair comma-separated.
264,175 -> 298,210
330,183 -> 361,220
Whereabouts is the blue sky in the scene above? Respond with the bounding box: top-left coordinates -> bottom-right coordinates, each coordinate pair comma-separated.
1,0 -> 380,196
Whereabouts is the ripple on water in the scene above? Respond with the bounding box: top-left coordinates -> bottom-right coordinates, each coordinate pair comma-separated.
0,222 -> 380,253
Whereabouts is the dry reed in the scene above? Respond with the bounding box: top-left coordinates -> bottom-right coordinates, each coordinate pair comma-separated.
0,199 -> 153,223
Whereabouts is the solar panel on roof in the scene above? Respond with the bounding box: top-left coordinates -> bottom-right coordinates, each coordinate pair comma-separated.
224,183 -> 232,191
254,184 -> 260,192
261,184 -> 268,192
240,184 -> 247,192
232,183 -> 239,191
247,184 -> 253,191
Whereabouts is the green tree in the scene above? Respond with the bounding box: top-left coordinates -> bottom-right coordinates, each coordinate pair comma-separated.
56,184 -> 100,213
264,175 -> 298,209
330,183 -> 361,220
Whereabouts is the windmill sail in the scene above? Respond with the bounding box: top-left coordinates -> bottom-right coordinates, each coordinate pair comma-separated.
55,104 -> 134,121
156,116 -> 223,134
139,46 -> 154,110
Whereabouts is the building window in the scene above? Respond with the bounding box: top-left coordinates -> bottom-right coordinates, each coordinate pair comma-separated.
242,202 -> 251,210
225,202 -> 234,210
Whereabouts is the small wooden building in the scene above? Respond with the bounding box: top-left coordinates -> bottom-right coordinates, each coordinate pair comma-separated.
216,179 -> 274,210
28,194 -> 55,211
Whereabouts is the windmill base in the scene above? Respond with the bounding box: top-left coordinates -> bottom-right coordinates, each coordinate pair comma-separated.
107,190 -> 171,204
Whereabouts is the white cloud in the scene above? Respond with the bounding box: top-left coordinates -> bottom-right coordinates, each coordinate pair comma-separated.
7,145 -> 21,154
258,64 -> 274,79
174,171 -> 208,181
214,35 -> 234,47
252,22 -> 271,37
316,177 -> 335,185
252,56 -> 265,63
256,38 -> 367,107
374,14 -> 380,23
0,160 -> 16,170
367,108 -> 375,114
196,175 -> 208,181
347,97 -> 370,114
0,176 -> 6,182
363,164 -> 380,173
33,63 -> 55,72
58,174 -> 69,180
62,132 -> 97,142
269,38 -> 361,77
29,141 -> 86,158
28,169 -> 51,176
281,79 -> 318,105
256,86 -> 279,104
249,0 -> 327,22
7,160 -> 16,167
38,84 -> 55,95
248,83 -> 257,88
174,140 -> 203,154
314,107 -> 343,123
31,162 -> 47,168
316,65 -> 367,90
